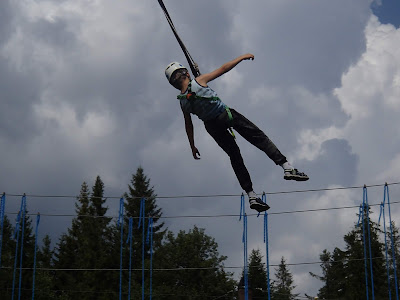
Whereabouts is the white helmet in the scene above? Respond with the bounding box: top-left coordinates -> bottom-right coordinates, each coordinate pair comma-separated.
165,62 -> 186,83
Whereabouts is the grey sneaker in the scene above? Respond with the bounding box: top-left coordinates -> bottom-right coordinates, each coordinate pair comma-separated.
284,169 -> 309,181
249,197 -> 270,212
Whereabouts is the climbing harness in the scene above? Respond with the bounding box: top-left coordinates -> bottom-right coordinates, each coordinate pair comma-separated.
177,82 -> 236,138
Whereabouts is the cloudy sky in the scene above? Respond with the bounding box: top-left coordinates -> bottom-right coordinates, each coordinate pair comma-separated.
1,0 -> 400,296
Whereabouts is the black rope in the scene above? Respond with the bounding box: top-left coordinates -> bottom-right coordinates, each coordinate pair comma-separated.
157,0 -> 201,77
4,181 -> 399,200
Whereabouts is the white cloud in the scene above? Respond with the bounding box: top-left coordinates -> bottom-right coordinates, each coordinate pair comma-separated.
335,18 -> 400,119
297,16 -> 400,182
297,127 -> 343,161
34,94 -> 116,143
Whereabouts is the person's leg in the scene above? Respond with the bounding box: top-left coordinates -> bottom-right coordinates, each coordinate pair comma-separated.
230,109 -> 287,165
230,109 -> 309,181
204,118 -> 253,193
205,117 -> 270,212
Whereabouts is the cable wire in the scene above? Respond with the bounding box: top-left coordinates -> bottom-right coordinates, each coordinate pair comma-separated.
0,254 -> 392,273
3,181 -> 400,200
3,200 -> 400,221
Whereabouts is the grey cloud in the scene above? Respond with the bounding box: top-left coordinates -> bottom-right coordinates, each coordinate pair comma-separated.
29,18 -> 77,50
0,60 -> 42,141
306,138 -> 359,186
230,0 -> 371,93
0,2 -> 75,143
0,1 -> 14,45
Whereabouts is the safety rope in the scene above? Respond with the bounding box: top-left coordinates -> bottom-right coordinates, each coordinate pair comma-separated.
18,195 -> 27,300
379,201 -> 392,300
117,198 -> 124,300
262,193 -> 271,300
239,193 -> 248,300
32,213 -> 40,300
365,187 -> 375,300
12,205 -> 21,300
126,217 -> 134,300
357,203 -> 369,300
12,195 -> 26,300
384,184 -> 399,300
239,193 -> 245,221
157,0 -> 201,77
0,193 -> 5,268
146,217 -> 154,300
357,187 -> 375,300
243,213 -> 248,300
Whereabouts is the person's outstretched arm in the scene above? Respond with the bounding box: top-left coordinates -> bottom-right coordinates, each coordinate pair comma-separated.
196,53 -> 254,86
182,108 -> 201,159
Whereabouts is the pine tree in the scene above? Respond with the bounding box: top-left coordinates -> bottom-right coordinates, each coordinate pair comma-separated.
34,235 -> 57,299
104,167 -> 166,299
387,221 -> 400,297
343,208 -> 387,299
271,257 -> 298,300
124,167 -> 165,248
0,215 -> 16,299
310,248 -> 346,299
54,179 -> 111,299
123,167 -> 166,295
38,235 -> 53,268
54,182 -> 89,299
247,249 -> 269,299
0,208 -> 36,299
154,226 -> 236,299
87,176 -> 112,297
312,207 -> 388,299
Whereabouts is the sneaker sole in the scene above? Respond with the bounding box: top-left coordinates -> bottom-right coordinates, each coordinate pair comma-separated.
250,203 -> 270,212
284,175 -> 309,181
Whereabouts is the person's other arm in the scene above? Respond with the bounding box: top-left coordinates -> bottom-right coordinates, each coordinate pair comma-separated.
182,108 -> 201,159
196,53 -> 254,86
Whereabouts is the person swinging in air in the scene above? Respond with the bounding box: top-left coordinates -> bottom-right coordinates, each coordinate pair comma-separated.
165,54 -> 309,212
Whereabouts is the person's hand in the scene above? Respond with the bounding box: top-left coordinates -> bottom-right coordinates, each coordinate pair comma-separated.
192,147 -> 201,160
242,53 -> 254,61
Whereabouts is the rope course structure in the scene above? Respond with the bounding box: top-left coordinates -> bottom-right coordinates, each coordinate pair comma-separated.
0,182 -> 399,299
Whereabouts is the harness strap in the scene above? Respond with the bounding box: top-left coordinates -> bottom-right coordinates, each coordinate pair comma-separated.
177,94 -> 220,101
225,107 -> 235,139
177,83 -> 235,138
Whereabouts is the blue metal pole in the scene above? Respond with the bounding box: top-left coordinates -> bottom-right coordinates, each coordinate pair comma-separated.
380,202 -> 392,300
385,184 -> 399,300
138,198 -> 145,300
118,198 -> 124,300
18,195 -> 27,300
32,213 -> 41,300
0,193 -> 6,268
243,214 -> 248,300
364,187 -> 375,300
264,211 -> 271,300
12,196 -> 25,300
126,218 -> 133,300
146,218 -> 154,300
12,213 -> 21,300
361,188 -> 369,300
